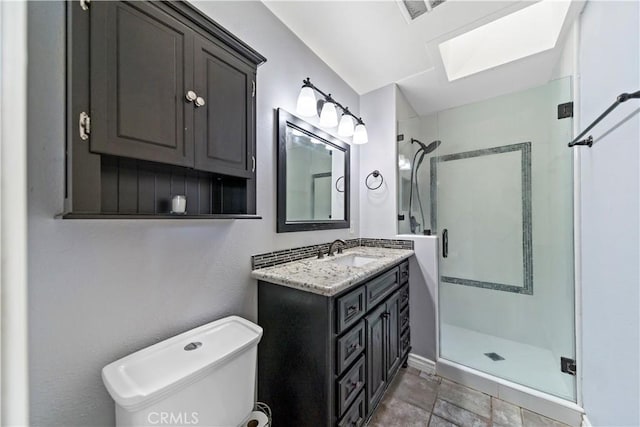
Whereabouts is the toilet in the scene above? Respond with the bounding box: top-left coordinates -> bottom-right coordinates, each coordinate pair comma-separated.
102,316 -> 263,427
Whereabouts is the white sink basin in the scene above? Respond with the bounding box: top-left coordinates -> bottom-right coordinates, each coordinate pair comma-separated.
330,254 -> 378,267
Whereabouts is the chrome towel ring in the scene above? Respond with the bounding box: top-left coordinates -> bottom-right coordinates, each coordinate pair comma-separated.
365,170 -> 384,190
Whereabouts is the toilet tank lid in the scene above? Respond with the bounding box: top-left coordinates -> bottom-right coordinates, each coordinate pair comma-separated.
102,316 -> 263,411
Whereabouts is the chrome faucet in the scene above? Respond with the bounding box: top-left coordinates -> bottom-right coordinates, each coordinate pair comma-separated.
327,239 -> 347,256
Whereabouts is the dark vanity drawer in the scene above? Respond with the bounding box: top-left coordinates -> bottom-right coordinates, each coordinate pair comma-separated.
337,355 -> 366,417
400,261 -> 409,284
400,305 -> 410,333
337,286 -> 366,334
401,329 -> 411,357
366,267 -> 399,309
400,283 -> 409,308
338,389 -> 365,427
337,320 -> 365,375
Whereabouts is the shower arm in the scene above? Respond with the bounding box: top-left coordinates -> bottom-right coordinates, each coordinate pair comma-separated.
569,90 -> 639,147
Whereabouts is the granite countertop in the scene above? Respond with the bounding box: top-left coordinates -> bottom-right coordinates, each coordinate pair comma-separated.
251,246 -> 414,296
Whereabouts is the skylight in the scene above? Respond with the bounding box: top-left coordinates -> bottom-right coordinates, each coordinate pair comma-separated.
438,0 -> 571,81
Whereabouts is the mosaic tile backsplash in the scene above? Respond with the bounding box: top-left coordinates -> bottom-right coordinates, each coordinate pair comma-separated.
251,238 -> 414,270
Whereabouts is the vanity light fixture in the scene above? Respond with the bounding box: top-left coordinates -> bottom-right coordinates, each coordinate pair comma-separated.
319,96 -> 339,128
296,81 -> 317,117
337,110 -> 355,137
352,119 -> 369,144
296,77 -> 368,144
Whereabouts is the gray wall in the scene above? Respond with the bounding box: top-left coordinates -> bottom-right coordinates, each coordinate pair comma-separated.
579,1 -> 639,425
27,2 -> 359,426
358,84 -> 438,362
395,88 -> 438,362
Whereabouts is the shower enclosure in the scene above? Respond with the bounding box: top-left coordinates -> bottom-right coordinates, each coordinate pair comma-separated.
397,77 -> 576,402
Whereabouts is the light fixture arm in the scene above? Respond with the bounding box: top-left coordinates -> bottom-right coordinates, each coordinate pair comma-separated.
301,77 -> 363,125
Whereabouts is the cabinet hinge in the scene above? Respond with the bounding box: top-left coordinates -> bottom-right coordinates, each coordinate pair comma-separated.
251,156 -> 256,173
560,357 -> 576,376
79,112 -> 91,141
79,0 -> 90,11
252,80 -> 256,98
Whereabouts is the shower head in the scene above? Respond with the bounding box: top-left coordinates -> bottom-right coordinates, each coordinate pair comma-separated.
411,138 -> 442,155
410,138 -> 428,152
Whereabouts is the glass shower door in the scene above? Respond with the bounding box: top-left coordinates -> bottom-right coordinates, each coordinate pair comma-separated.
435,77 -> 576,401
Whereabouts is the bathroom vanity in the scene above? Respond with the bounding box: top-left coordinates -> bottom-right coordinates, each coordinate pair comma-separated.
253,245 -> 412,426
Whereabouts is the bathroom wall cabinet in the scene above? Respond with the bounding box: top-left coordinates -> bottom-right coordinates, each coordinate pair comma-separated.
65,1 -> 265,218
257,261 -> 411,426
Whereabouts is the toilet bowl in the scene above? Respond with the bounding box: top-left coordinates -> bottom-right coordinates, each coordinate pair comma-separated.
102,316 -> 263,427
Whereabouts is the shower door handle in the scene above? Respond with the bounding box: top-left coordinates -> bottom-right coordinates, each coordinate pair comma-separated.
442,229 -> 448,258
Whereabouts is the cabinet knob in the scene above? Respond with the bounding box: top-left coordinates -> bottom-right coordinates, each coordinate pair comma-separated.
185,90 -> 197,102
195,96 -> 206,107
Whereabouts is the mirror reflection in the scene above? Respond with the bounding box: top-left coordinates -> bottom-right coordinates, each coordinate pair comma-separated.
286,127 -> 345,221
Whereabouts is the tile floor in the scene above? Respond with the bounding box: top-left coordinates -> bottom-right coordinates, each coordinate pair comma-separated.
368,366 -> 572,427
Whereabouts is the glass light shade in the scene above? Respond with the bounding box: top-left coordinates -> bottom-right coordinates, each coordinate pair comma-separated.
296,86 -> 317,117
319,101 -> 338,128
352,123 -> 368,144
337,114 -> 355,137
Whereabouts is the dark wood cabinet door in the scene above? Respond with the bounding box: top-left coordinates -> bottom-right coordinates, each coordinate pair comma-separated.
90,1 -> 194,167
366,303 -> 387,412
194,35 -> 255,178
385,292 -> 401,379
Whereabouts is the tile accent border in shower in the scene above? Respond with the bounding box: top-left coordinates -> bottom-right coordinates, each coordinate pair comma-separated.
251,238 -> 414,270
430,142 -> 533,295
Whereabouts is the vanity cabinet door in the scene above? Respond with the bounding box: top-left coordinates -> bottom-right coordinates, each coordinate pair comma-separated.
385,291 -> 401,380
194,35 -> 255,178
366,303 -> 387,412
365,289 -> 403,414
90,1 -> 194,167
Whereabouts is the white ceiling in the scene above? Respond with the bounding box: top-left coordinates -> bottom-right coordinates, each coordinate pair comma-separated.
262,0 -> 584,116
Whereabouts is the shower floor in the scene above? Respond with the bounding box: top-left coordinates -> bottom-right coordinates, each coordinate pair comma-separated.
440,323 -> 575,401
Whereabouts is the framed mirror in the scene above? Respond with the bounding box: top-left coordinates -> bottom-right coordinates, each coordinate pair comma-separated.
277,108 -> 350,232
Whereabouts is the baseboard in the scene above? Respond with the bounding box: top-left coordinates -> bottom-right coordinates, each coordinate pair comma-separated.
407,353 -> 436,372
582,414 -> 592,427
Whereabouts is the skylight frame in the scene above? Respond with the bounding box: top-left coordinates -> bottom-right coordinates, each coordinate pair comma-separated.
438,0 -> 571,81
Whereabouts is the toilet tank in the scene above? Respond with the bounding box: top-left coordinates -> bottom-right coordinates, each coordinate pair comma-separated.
102,316 -> 263,427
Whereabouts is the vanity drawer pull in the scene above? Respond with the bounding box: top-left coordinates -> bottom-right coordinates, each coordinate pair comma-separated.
336,287 -> 366,334
337,355 -> 365,417
366,267 -> 399,308
400,305 -> 410,332
338,390 -> 365,427
401,330 -> 411,357
336,320 -> 365,375
400,283 -> 409,308
399,261 -> 409,284
347,379 -> 362,393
